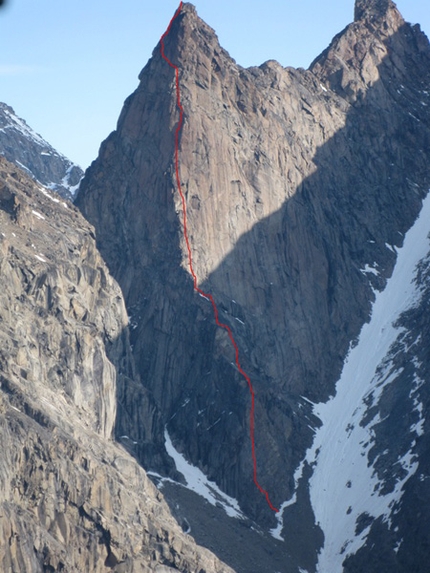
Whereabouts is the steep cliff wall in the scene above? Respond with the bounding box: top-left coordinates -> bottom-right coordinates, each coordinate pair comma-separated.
0,156 -> 233,573
77,0 -> 430,533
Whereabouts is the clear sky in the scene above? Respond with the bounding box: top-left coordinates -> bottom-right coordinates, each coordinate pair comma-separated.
1,0 -> 429,169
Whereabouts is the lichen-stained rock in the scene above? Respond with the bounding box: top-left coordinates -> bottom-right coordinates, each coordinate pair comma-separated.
0,156 -> 234,573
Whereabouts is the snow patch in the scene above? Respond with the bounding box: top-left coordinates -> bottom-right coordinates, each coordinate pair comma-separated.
15,160 -> 33,176
270,459 -> 305,541
119,435 -> 138,445
164,428 -> 244,519
410,386 -> 425,438
360,263 -> 379,276
31,210 -> 45,220
38,186 -> 60,204
2,106 -> 47,147
60,164 -> 81,197
385,242 -> 396,253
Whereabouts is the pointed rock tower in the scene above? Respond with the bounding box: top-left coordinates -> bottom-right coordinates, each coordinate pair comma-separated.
354,0 -> 393,21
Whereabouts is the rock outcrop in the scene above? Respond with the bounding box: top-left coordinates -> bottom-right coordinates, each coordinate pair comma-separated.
0,103 -> 83,199
0,155 -> 233,573
75,0 -> 430,570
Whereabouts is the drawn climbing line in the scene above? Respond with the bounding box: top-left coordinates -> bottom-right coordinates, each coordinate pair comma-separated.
160,2 -> 278,514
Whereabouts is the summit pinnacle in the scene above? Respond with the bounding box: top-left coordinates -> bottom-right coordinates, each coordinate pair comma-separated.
354,0 -> 395,21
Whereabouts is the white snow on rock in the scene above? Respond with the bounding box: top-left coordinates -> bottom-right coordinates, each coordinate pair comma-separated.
270,460 -> 305,541
163,428 -> 244,519
1,104 -> 83,198
305,191 -> 430,572
360,262 -> 379,276
31,210 -> 45,220
60,164 -> 81,197
15,160 -> 33,176
38,186 -> 60,204
1,106 -> 47,147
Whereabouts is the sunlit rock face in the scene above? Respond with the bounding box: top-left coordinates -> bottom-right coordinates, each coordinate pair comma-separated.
0,155 -> 234,573
76,0 -> 430,570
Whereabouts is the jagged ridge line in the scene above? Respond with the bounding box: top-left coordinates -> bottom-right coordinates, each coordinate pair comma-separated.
160,1 -> 278,514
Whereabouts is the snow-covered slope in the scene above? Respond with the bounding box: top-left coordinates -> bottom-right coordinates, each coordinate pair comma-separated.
153,429 -> 244,519
0,102 -> 83,199
304,190 -> 430,572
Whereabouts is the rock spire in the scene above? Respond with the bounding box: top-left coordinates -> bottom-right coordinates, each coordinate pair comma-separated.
354,0 -> 396,21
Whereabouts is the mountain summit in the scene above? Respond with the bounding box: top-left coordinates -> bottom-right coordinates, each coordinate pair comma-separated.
354,0 -> 397,22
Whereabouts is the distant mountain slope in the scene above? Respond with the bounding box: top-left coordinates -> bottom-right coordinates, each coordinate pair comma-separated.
0,103 -> 83,199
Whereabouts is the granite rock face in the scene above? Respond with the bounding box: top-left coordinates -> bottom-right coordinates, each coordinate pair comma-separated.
0,155 -> 233,573
76,0 -> 430,569
0,103 -> 83,199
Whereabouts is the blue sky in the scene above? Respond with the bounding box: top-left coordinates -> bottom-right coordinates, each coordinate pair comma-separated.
1,0 -> 429,169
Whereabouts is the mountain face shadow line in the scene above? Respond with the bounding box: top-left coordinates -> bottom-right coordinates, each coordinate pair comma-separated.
157,7 -> 430,524
191,21 -> 430,568
76,5 -> 430,567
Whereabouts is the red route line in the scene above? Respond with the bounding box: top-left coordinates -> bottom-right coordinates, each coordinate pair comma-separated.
160,2 -> 278,514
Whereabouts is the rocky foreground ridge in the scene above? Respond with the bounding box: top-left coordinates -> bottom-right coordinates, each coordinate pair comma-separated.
0,155 -> 233,573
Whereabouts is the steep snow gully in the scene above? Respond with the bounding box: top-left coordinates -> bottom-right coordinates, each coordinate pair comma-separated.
304,190 -> 430,571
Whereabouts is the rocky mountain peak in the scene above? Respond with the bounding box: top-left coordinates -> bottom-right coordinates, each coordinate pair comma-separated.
180,1 -> 197,16
147,1 -> 233,77
311,0 -> 426,104
354,0 -> 403,28
355,0 -> 391,19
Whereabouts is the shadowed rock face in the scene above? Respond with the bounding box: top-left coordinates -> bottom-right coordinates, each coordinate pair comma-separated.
0,156 -> 234,573
76,0 -> 430,569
